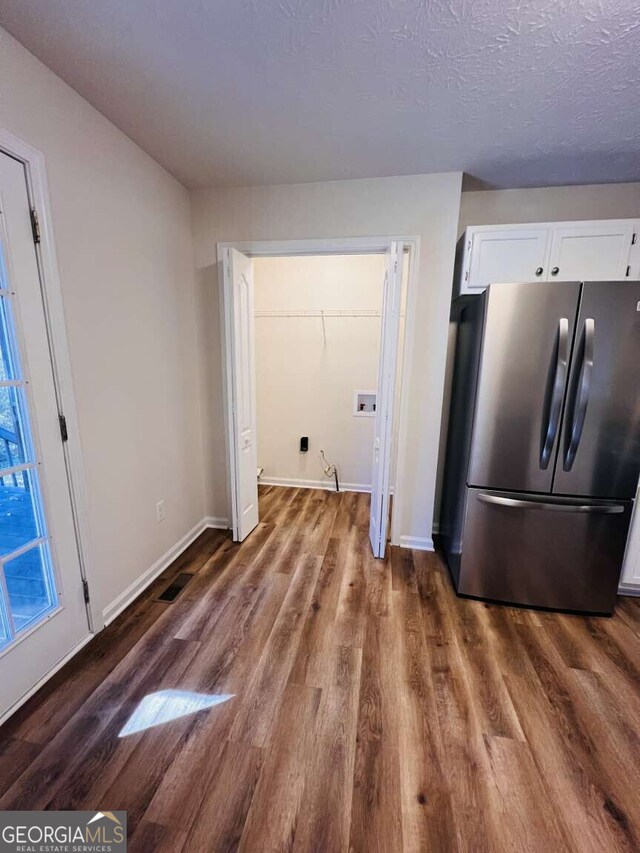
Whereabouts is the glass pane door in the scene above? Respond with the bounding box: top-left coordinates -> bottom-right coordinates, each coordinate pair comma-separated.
0,150 -> 89,724
0,236 -> 57,648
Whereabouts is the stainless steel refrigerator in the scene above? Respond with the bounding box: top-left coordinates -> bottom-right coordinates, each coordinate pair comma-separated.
440,280 -> 640,614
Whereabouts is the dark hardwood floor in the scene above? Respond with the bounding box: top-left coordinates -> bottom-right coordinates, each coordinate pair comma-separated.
1,485 -> 639,851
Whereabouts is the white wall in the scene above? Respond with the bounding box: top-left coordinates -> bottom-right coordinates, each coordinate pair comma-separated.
459,182 -> 640,234
191,172 -> 463,548
254,254 -> 384,490
0,29 -> 205,621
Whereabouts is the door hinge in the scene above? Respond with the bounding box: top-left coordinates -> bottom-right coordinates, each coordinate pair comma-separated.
30,209 -> 41,244
59,414 -> 68,442
626,265 -> 631,278
82,578 -> 90,604
632,233 -> 637,245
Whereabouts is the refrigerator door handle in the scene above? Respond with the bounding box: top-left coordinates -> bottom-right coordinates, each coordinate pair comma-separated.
540,317 -> 570,469
477,492 -> 624,514
563,318 -> 595,472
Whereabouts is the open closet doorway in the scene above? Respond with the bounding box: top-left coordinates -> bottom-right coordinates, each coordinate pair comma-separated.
220,238 -> 416,559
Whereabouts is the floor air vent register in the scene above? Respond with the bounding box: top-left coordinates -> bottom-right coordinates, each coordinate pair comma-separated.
157,572 -> 193,602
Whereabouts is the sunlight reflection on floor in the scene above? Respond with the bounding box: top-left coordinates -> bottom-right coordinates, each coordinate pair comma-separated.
118,689 -> 234,737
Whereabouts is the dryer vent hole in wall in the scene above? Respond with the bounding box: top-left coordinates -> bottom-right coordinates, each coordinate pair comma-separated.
158,572 -> 193,602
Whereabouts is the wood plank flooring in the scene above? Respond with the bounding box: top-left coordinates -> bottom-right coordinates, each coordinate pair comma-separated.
1,485 -> 639,851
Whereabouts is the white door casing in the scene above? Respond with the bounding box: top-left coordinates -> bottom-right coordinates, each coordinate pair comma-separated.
0,151 -> 89,721
369,241 -> 403,558
223,248 -> 259,542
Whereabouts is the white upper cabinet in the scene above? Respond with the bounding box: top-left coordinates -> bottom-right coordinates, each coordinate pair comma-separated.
547,223 -> 635,282
466,228 -> 549,292
456,220 -> 640,297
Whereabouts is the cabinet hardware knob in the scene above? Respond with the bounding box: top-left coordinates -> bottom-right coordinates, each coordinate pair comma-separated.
551,267 -> 560,276
535,267 -> 543,276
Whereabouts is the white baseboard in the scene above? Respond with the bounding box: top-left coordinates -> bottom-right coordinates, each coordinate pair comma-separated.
204,516 -> 230,530
102,516 -> 227,627
618,583 -> 640,597
260,475 -> 371,494
399,535 -> 435,551
0,633 -> 93,728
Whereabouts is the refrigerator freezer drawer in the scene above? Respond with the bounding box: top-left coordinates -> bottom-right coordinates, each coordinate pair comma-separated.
458,487 -> 632,614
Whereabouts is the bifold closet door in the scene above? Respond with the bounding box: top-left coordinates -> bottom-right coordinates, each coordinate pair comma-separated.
369,241 -> 403,559
223,247 -> 259,542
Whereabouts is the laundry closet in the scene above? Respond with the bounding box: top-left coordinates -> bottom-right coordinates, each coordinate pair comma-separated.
253,254 -> 386,493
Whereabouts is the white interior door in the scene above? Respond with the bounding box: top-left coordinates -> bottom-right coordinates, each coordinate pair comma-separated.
0,151 -> 89,722
223,247 -> 259,542
369,241 -> 403,558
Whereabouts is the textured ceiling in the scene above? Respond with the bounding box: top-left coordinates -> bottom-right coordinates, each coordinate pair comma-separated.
1,0 -> 639,189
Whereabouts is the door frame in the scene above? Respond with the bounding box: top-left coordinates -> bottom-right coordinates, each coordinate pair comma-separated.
217,235 -> 420,548
0,128 -> 96,638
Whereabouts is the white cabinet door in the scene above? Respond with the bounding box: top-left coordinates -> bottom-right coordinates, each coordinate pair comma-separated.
467,228 -> 549,291
547,223 -> 634,281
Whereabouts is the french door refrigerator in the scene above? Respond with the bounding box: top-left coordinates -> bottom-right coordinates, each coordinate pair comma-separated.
440,280 -> 640,614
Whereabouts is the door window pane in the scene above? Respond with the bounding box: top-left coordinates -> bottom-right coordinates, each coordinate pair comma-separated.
0,243 -> 59,647
0,599 -> 8,648
0,384 -> 28,469
0,467 -> 42,556
0,296 -> 20,382
4,543 -> 56,632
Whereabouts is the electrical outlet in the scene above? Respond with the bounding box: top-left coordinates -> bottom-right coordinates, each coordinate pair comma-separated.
156,500 -> 166,524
